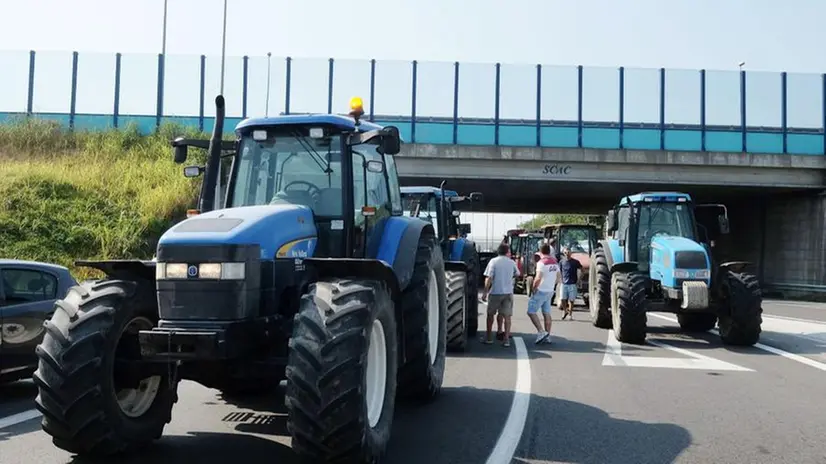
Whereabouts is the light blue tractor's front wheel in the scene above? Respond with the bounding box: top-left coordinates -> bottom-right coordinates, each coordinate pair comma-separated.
610,271 -> 647,344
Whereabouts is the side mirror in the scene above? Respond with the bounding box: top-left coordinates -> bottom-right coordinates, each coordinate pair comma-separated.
379,126 -> 401,155
606,210 -> 618,231
365,160 -> 384,173
184,165 -> 203,178
459,223 -> 471,235
717,214 -> 730,235
469,192 -> 483,202
173,137 -> 188,164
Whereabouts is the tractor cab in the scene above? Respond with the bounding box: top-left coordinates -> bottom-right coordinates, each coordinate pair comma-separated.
401,185 -> 481,259
171,96 -> 402,261
516,232 -> 545,277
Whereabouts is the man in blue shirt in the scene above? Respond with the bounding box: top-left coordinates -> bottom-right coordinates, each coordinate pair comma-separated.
558,246 -> 582,320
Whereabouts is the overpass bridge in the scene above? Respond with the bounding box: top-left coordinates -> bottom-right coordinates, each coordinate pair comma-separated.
0,50 -> 824,292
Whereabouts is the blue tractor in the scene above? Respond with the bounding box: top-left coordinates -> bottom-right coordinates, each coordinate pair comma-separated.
401,184 -> 482,351
588,192 -> 763,346
33,96 -> 451,462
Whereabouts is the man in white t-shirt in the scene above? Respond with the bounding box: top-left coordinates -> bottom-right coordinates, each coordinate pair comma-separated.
527,243 -> 561,344
481,243 -> 521,347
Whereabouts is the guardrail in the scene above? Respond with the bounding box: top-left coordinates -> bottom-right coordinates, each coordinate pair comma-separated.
1,50 -> 824,154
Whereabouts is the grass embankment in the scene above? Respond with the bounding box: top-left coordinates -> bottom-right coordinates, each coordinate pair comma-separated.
0,118 -> 212,280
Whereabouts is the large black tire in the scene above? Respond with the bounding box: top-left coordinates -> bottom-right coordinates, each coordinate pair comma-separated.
610,271 -> 648,344
677,312 -> 718,332
460,241 -> 480,337
285,279 -> 398,463
589,248 -> 612,329
445,270 -> 468,352
717,271 -> 762,346
33,280 -> 178,456
397,233 -> 447,402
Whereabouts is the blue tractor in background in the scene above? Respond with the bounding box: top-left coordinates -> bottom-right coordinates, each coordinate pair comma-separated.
588,192 -> 763,346
401,184 -> 482,351
33,96 -> 451,462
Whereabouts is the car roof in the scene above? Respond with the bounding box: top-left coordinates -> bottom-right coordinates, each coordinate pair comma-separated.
0,259 -> 70,274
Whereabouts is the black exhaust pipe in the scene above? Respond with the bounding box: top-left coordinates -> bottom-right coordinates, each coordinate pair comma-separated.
199,95 -> 225,213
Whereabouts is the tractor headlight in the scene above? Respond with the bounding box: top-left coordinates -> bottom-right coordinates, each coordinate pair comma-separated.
694,269 -> 710,279
156,262 -> 246,280
674,269 -> 690,279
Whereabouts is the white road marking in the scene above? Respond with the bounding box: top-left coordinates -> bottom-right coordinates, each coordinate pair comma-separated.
648,313 -> 826,373
764,300 -> 826,309
0,409 -> 41,431
602,329 -> 753,371
485,336 -> 531,464
763,313 -> 826,325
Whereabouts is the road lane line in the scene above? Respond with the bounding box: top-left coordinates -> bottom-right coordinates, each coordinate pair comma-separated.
764,314 -> 826,324
485,336 -> 531,464
648,313 -> 826,373
0,409 -> 41,431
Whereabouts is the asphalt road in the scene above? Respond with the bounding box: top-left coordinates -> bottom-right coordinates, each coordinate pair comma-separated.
2,297 -> 826,464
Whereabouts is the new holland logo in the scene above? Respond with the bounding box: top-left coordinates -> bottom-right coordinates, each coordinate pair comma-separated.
187,265 -> 199,277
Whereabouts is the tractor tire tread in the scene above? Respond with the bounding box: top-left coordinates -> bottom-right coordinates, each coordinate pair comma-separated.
33,279 -> 177,457
285,278 -> 398,463
718,271 -> 763,346
445,270 -> 467,352
397,234 -> 447,402
613,271 -> 647,344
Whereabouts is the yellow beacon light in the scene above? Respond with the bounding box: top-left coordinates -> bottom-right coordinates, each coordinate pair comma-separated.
349,96 -> 365,122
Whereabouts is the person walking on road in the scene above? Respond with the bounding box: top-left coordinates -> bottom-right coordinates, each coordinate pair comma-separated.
527,244 -> 560,344
559,246 -> 583,320
481,243 -> 520,347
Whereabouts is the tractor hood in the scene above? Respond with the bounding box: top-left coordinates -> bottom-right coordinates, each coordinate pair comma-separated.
649,235 -> 706,254
157,204 -> 318,260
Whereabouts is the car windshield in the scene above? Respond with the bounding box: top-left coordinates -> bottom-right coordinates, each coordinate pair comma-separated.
230,131 -> 385,217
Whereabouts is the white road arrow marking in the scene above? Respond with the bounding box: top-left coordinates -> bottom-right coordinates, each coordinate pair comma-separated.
602,329 -> 754,372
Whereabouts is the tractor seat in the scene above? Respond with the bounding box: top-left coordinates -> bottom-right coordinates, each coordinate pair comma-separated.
270,190 -> 314,209
314,187 -> 343,217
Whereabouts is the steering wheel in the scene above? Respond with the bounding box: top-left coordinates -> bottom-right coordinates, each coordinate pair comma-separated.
283,180 -> 322,198
642,229 -> 671,241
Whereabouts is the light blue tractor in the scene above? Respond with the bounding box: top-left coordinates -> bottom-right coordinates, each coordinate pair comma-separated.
33,96 -> 450,462
401,184 -> 482,351
588,192 -> 763,346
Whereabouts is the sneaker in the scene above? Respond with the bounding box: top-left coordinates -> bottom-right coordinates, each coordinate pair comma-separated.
535,332 -> 549,344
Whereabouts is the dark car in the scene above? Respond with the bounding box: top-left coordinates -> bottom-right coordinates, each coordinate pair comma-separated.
0,259 -> 77,385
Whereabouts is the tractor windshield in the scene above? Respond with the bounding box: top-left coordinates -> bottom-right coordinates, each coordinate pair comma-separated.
558,227 -> 593,254
403,193 -> 440,236
634,201 -> 696,265
230,131 -> 388,218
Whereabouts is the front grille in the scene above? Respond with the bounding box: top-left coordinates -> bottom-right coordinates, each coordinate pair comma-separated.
675,251 -> 706,269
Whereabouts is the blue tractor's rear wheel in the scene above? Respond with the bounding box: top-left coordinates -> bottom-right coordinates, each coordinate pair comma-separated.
285,279 -> 398,463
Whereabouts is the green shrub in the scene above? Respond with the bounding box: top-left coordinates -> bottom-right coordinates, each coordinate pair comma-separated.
0,117 -> 222,280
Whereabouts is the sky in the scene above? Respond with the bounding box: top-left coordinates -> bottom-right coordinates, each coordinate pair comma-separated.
1,0 -> 824,246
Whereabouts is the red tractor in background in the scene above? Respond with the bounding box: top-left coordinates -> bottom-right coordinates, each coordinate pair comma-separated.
541,223 -> 601,307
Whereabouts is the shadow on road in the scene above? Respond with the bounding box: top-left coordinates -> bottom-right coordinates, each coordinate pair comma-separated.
512,387 -> 693,464
69,431 -> 295,464
51,384 -> 690,464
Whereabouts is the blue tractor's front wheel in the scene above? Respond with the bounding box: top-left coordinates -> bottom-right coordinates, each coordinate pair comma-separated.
610,271 -> 647,344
